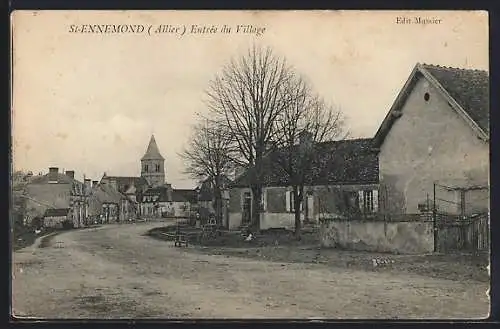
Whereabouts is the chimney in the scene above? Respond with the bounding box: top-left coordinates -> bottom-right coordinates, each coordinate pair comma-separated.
65,170 -> 75,179
92,180 -> 98,188
48,167 -> 59,182
84,178 -> 91,193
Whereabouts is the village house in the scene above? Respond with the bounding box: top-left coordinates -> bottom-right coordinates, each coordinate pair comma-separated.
139,184 -> 172,218
138,185 -> 197,218
171,189 -> 197,218
320,63 -> 489,254
24,167 -> 91,228
43,208 -> 71,228
373,63 -> 489,219
88,179 -> 137,223
228,137 -> 379,230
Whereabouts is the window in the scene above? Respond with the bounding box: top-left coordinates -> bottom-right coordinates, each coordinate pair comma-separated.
285,190 -> 302,212
155,164 -> 160,172
358,190 -> 379,213
261,189 -> 267,211
144,164 -> 149,172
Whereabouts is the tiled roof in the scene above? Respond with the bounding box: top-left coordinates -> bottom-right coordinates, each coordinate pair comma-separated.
231,138 -> 379,188
103,176 -> 149,193
141,186 -> 171,202
373,63 -> 489,147
422,64 -> 489,133
172,189 -> 197,203
44,208 -> 70,217
141,135 -> 165,161
197,176 -> 232,201
29,173 -> 74,184
88,183 -> 126,216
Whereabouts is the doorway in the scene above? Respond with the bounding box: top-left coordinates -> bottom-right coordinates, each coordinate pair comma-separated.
242,192 -> 252,225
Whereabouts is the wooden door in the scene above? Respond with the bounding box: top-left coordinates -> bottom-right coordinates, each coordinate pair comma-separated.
307,195 -> 314,221
242,192 -> 252,224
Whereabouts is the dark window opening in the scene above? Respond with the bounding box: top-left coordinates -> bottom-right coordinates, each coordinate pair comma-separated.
424,92 -> 430,101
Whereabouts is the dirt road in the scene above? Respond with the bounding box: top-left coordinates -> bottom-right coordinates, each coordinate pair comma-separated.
12,222 -> 489,319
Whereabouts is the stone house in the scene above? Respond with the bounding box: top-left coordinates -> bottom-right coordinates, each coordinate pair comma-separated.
138,185 -> 197,218
97,174 -> 149,219
138,184 -> 172,218
88,180 -> 136,223
171,189 -> 197,218
43,208 -> 71,228
229,138 -> 379,230
373,63 -> 489,219
25,167 -> 90,228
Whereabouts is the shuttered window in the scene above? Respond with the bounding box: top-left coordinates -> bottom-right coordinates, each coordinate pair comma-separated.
261,189 -> 267,211
358,189 -> 379,213
285,190 -> 298,212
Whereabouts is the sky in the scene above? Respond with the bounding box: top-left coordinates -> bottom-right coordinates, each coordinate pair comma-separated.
12,10 -> 488,189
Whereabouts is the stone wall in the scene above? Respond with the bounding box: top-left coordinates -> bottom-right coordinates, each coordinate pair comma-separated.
320,219 -> 434,254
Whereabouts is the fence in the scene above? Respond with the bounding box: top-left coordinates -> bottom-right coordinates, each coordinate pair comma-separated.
435,212 -> 489,252
433,182 -> 489,252
318,182 -> 489,254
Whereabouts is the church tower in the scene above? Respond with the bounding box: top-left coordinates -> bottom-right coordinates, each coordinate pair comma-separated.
141,135 -> 165,187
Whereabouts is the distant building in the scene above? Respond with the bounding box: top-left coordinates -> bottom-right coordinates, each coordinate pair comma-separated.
141,135 -> 166,187
43,208 -> 71,228
25,167 -> 90,228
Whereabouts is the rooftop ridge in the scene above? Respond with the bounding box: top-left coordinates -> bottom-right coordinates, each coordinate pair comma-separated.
420,63 -> 488,73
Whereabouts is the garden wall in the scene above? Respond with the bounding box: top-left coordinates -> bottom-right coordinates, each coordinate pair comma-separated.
320,219 -> 434,254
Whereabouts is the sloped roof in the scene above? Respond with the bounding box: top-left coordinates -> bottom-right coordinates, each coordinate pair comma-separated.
90,183 -> 124,206
231,138 -> 379,188
172,189 -> 197,203
44,208 -> 70,217
373,63 -> 489,147
29,173 -> 74,185
141,186 -> 171,202
198,175 -> 232,201
101,176 -> 149,193
422,64 -> 489,134
141,135 -> 165,161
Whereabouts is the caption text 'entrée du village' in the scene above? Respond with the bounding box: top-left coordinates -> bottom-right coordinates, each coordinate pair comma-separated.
68,24 -> 267,36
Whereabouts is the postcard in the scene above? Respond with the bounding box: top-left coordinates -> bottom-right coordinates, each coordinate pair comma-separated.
11,10 -> 489,320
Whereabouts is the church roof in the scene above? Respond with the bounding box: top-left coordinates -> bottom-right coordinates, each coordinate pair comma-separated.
141,135 -> 165,161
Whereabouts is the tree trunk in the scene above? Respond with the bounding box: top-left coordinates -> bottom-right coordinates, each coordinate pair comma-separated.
293,185 -> 303,240
215,193 -> 222,227
251,185 -> 261,230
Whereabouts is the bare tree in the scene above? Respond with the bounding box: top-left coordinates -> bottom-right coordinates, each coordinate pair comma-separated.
179,119 -> 235,227
205,45 -> 297,229
270,76 -> 348,239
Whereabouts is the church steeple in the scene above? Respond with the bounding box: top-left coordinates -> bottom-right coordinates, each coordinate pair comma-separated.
141,135 -> 165,187
141,135 -> 165,161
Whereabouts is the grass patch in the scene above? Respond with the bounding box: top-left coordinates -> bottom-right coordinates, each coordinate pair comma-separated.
146,225 -> 319,248
39,231 -> 60,248
12,230 -> 37,252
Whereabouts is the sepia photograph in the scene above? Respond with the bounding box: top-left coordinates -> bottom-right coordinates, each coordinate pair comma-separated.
11,10 -> 490,319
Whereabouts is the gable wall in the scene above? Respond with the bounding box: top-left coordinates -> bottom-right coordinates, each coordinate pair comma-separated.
379,75 -> 489,216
